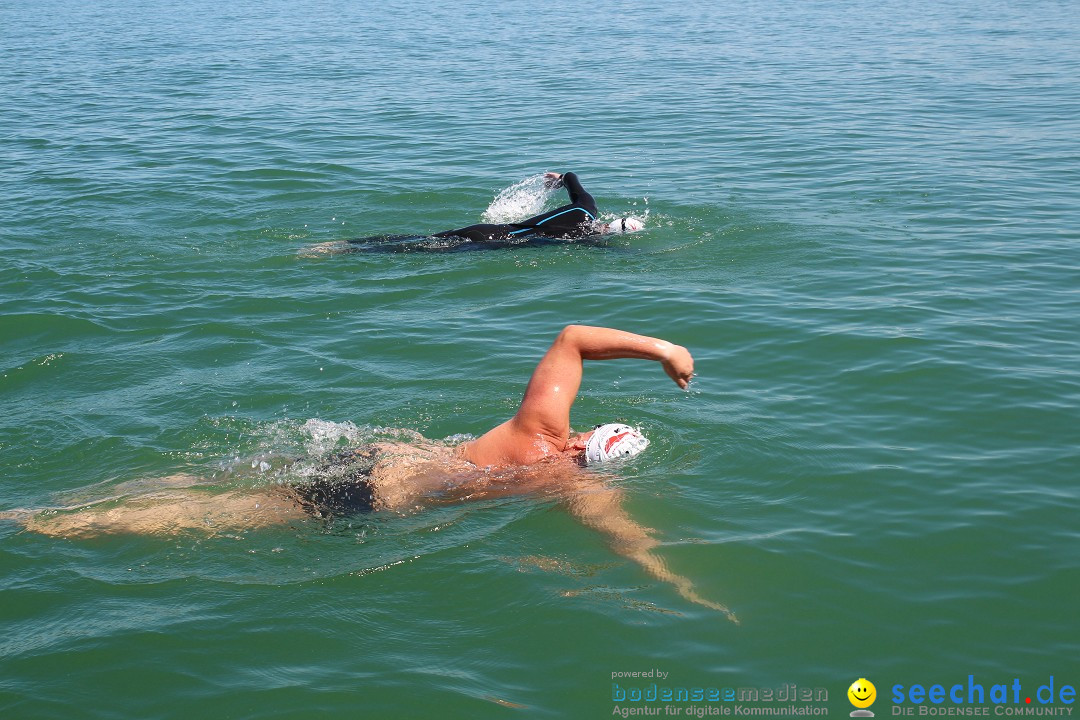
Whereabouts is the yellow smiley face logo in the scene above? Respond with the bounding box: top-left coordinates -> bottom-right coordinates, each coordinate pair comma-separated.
848,678 -> 876,709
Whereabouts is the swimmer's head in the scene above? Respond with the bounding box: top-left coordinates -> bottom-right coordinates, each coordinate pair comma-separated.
584,423 -> 649,465
603,217 -> 645,234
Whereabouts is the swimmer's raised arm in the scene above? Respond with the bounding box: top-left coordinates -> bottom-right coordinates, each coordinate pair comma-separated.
518,325 -> 692,442
544,171 -> 593,208
460,325 -> 692,467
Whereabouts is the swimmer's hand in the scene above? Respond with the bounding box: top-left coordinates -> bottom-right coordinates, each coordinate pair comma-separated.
543,171 -> 564,188
661,344 -> 694,390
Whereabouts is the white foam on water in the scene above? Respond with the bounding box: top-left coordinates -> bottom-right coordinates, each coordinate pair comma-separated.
299,418 -> 367,455
481,174 -> 557,224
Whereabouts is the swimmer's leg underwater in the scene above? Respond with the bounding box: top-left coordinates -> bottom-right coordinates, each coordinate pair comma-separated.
302,234 -> 474,255
323,231 -> 613,254
10,487 -> 307,538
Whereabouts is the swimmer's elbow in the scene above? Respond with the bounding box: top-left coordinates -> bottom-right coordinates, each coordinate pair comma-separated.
556,325 -> 602,357
561,324 -> 604,341
558,324 -> 587,340
614,537 -> 660,558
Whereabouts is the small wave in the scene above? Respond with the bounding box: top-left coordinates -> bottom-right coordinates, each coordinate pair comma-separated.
480,174 -> 556,224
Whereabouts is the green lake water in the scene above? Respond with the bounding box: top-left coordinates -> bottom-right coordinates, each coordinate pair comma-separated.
2,0 -> 1078,717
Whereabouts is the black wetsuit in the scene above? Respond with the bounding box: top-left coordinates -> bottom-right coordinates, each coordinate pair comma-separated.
434,172 -> 598,243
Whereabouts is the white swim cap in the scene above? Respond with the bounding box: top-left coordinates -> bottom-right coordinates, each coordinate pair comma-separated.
607,217 -> 645,234
585,423 -> 650,465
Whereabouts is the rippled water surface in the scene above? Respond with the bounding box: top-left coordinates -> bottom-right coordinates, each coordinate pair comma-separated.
2,0 -> 1078,716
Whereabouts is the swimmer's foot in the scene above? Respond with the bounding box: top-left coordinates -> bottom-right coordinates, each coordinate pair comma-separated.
298,241 -> 349,258
0,509 -> 33,523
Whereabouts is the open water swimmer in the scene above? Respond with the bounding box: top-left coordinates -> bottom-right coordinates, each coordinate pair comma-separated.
303,172 -> 646,254
3,325 -> 734,619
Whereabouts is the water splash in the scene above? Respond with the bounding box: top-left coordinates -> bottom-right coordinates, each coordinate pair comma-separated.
481,174 -> 556,224
299,418 -> 368,455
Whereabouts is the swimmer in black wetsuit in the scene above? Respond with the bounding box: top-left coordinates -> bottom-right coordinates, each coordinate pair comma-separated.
300,172 -> 645,255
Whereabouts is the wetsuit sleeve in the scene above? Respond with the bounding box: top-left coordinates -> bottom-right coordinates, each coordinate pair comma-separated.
449,173 -> 599,241
560,172 -> 594,207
